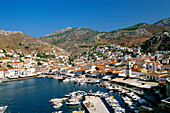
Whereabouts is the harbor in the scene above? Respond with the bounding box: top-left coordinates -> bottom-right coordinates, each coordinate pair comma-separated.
0,78 -> 110,113
0,76 -> 160,113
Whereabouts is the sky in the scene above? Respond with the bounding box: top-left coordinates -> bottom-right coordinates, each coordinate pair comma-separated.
0,0 -> 170,38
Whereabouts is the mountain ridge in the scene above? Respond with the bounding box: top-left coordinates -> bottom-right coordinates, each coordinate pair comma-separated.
39,18 -> 170,55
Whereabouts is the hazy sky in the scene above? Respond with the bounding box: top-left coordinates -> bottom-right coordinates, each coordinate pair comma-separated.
0,0 -> 170,37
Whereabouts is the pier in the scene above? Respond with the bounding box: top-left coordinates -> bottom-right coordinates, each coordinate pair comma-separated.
83,96 -> 109,113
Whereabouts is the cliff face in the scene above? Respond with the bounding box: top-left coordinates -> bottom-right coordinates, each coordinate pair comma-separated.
0,30 -> 69,55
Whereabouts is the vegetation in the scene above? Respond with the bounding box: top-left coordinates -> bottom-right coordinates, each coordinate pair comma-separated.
7,64 -> 13,68
37,61 -> 42,65
19,43 -> 22,46
51,38 -> 66,45
25,46 -> 30,49
121,23 -> 146,30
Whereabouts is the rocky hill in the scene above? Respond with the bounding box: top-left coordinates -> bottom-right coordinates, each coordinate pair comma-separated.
141,32 -> 170,53
39,27 -> 100,55
153,17 -> 170,26
0,30 -> 69,55
39,18 -> 170,55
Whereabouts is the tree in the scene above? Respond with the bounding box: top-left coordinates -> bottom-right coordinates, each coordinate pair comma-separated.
37,61 -> 42,65
19,43 -> 22,46
25,46 -> 29,49
95,67 -> 99,70
117,59 -> 122,62
69,57 -> 74,64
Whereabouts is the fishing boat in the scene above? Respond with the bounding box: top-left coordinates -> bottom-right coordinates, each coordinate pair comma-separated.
53,103 -> 63,109
0,106 -> 7,113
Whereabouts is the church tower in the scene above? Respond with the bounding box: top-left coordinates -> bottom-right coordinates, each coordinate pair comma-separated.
126,60 -> 132,78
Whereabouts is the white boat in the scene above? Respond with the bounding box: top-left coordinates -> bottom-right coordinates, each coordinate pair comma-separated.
63,78 -> 70,82
52,111 -> 63,113
65,94 -> 71,97
114,107 -> 125,113
49,98 -> 63,103
113,86 -> 122,91
53,103 -> 63,109
66,100 -> 80,106
106,86 -> 113,90
19,75 -> 27,78
0,106 -> 7,113
9,75 -> 19,79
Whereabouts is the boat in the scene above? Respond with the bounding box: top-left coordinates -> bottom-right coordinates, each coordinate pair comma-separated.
53,103 -> 63,109
49,98 -> 63,103
139,106 -> 153,112
57,77 -> 65,81
106,86 -> 113,90
72,110 -> 85,113
62,97 -> 68,101
114,107 -> 125,113
113,85 -> 122,91
52,111 -> 63,113
66,100 -> 80,106
48,75 -> 53,78
65,94 -> 71,97
0,106 -> 7,113
9,75 -> 19,79
19,75 -> 27,78
63,78 -> 70,82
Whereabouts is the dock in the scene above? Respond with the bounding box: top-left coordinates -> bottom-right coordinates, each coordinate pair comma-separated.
83,96 -> 109,113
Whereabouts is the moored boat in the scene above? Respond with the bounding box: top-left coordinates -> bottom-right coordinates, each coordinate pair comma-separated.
0,106 -> 7,113
53,103 -> 63,109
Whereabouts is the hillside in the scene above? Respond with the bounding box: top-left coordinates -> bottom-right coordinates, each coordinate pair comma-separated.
0,30 -> 69,55
39,27 -> 100,55
39,18 -> 170,55
141,32 -> 170,53
153,17 -> 170,26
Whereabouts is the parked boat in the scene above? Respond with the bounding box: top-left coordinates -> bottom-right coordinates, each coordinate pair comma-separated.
53,103 -> 63,109
9,75 -> 19,79
113,85 -> 122,91
49,98 -> 63,103
66,101 -> 80,106
106,86 -> 113,90
0,106 -> 7,113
